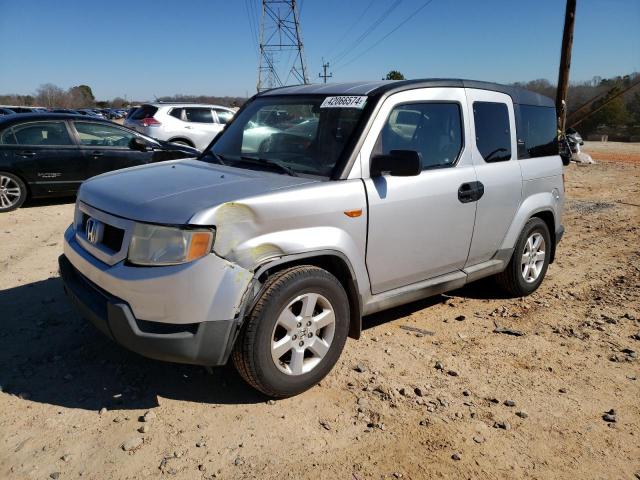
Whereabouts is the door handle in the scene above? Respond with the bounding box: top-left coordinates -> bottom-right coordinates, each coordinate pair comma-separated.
184,126 -> 193,129
17,151 -> 36,157
458,181 -> 485,203
91,151 -> 104,157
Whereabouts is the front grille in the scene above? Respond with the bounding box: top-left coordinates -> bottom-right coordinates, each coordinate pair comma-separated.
81,213 -> 125,253
102,224 -> 125,252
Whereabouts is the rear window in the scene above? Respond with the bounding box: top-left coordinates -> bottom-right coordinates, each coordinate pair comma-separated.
130,105 -> 158,120
517,105 -> 558,158
473,102 -> 511,162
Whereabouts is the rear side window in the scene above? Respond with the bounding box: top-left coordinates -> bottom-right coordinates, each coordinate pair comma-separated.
185,108 -> 213,123
517,105 -> 558,158
169,108 -> 184,120
0,127 -> 17,144
374,102 -> 463,169
130,105 -> 158,120
12,121 -> 73,146
473,102 -> 511,162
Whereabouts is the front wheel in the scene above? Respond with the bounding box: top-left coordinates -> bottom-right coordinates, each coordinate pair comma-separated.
232,266 -> 349,398
0,172 -> 27,212
496,217 -> 551,297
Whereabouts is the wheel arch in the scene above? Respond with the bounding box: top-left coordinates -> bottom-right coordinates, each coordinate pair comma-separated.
0,168 -> 31,199
167,137 -> 195,147
248,251 -> 363,340
530,210 -> 557,263
500,192 -> 560,262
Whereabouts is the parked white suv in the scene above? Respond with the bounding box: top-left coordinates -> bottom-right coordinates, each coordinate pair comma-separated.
124,103 -> 235,151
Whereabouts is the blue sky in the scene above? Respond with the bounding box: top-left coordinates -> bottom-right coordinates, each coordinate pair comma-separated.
0,0 -> 638,100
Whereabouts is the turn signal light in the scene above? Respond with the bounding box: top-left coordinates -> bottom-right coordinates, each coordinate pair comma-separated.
344,209 -> 363,218
186,232 -> 214,262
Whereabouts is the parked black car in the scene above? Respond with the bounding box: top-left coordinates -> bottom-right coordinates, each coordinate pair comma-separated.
7,107 -> 47,114
0,113 -> 199,212
49,109 -> 82,114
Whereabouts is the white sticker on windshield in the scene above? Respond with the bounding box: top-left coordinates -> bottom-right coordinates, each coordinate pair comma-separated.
320,96 -> 367,109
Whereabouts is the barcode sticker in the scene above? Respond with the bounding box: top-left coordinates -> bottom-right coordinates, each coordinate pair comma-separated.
320,96 -> 367,109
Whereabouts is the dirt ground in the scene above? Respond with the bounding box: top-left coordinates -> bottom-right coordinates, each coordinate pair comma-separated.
1,143 -> 639,480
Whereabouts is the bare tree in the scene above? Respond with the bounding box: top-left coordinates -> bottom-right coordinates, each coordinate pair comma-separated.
35,84 -> 68,108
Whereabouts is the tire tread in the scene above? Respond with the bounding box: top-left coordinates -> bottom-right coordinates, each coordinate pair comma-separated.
232,265 -> 346,398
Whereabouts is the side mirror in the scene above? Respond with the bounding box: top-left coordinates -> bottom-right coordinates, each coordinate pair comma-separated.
129,137 -> 150,151
370,150 -> 422,177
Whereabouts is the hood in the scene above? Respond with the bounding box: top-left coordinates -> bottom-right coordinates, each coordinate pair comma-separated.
79,159 -> 317,224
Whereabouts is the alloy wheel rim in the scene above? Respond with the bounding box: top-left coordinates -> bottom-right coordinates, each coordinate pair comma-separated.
270,292 -> 336,376
521,232 -> 546,283
0,176 -> 21,209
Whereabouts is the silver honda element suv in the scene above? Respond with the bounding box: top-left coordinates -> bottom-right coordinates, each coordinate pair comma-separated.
60,79 -> 565,397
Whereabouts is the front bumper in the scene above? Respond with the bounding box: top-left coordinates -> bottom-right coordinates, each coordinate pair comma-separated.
63,224 -> 252,326
60,254 -> 238,366
60,222 -> 254,366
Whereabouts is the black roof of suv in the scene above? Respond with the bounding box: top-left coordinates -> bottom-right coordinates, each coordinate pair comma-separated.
259,79 -> 555,107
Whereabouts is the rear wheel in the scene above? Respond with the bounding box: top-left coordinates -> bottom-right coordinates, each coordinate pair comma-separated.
232,266 -> 349,398
496,217 -> 551,296
0,172 -> 27,212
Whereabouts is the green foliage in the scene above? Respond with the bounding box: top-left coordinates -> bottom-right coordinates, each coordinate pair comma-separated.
77,85 -> 94,101
385,70 -> 405,81
628,92 -> 640,124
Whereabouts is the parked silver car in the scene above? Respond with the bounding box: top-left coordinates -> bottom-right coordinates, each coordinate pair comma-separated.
124,103 -> 235,151
60,79 -> 565,398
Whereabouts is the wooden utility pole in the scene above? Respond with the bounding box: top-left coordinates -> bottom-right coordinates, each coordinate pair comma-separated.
556,0 -> 577,133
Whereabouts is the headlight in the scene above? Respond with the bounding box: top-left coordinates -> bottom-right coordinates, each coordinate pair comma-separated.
128,223 -> 215,266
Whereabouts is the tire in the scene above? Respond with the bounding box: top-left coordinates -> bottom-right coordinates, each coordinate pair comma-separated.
496,217 -> 551,297
232,266 -> 350,398
0,172 -> 27,212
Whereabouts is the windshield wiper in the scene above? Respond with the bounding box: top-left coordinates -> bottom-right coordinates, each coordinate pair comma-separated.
199,150 -> 227,165
237,156 -> 298,177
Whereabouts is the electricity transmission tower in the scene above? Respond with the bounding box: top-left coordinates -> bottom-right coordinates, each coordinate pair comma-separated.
257,0 -> 309,92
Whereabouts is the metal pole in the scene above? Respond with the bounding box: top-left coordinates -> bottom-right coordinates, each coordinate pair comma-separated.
319,59 -> 332,83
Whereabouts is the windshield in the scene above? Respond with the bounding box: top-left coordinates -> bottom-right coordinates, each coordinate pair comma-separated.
205,95 -> 367,178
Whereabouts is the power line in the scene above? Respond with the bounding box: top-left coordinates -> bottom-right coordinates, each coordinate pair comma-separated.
330,0 -> 403,66
334,0 -> 437,72
244,0 -> 260,59
324,0 -> 377,59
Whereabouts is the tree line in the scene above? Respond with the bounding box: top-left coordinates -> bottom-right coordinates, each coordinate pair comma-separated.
514,73 -> 639,141
0,85 -> 247,110
2,74 -> 639,140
